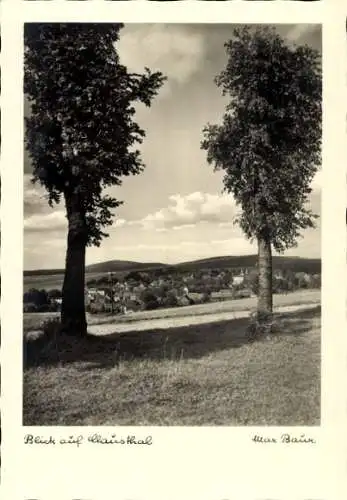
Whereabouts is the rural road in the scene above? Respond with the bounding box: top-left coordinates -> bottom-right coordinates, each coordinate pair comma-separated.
87,301 -> 320,336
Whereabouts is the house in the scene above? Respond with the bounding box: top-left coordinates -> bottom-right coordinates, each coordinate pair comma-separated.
232,275 -> 245,286
295,272 -> 311,284
85,287 -> 108,307
51,297 -> 62,312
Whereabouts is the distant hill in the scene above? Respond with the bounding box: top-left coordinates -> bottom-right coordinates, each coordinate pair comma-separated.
24,255 -> 321,278
175,255 -> 321,274
24,268 -> 65,277
86,260 -> 169,274
24,260 -> 169,277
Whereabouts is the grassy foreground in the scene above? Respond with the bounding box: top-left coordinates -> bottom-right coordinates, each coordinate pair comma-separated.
23,306 -> 320,426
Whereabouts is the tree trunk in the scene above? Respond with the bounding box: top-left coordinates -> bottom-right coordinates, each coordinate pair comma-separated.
61,190 -> 88,336
257,235 -> 273,318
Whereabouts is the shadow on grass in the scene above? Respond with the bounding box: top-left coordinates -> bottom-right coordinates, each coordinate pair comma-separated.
24,305 -> 320,370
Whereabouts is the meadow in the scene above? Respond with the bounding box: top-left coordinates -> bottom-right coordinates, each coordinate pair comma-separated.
23,271 -> 101,292
23,292 -> 321,426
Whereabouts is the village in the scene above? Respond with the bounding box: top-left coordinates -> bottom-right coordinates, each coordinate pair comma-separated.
84,268 -> 253,314
23,265 -> 320,315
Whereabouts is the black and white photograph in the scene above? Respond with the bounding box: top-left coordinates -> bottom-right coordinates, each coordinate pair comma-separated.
22,23 -> 322,427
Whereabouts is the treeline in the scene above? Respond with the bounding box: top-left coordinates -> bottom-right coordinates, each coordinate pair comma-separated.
23,288 -> 61,313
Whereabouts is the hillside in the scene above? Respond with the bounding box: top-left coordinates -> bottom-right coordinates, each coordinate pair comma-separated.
24,254 -> 321,278
86,260 -> 168,274
175,255 -> 321,274
24,260 -> 168,277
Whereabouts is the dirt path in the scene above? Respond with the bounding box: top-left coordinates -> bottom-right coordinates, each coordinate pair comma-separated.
89,289 -> 320,325
87,302 -> 320,336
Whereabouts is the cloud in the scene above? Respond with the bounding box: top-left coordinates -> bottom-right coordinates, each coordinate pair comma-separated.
118,24 -> 206,96
286,24 -> 320,44
114,218 -> 126,228
24,175 -> 49,216
136,191 -> 237,231
24,181 -> 320,238
24,211 -> 67,233
24,174 -> 66,233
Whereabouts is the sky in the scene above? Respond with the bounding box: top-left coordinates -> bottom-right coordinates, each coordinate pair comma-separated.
24,23 -> 322,270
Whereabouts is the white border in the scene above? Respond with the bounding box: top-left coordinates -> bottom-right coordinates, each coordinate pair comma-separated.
1,1 -> 346,500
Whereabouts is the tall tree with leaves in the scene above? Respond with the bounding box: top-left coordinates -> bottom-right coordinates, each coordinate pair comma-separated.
201,26 -> 321,325
25,23 -> 166,336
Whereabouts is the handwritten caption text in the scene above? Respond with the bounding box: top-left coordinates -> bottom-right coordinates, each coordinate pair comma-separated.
24,433 -> 153,447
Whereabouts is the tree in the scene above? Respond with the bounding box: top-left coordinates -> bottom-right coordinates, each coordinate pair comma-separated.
47,288 -> 62,299
24,288 -> 49,307
201,27 -> 321,324
125,271 -> 143,283
140,290 -> 160,311
25,24 -> 165,336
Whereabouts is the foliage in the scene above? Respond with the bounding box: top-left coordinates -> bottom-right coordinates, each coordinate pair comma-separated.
88,301 -> 106,315
162,291 -> 179,308
201,26 -> 321,252
140,290 -> 160,310
125,271 -> 144,283
47,288 -> 62,299
24,288 -> 49,306
24,23 -> 166,247
24,23 -> 166,334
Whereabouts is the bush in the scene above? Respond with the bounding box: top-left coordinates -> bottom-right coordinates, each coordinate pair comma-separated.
96,277 -> 109,286
88,301 -> 105,314
162,291 -> 178,308
125,271 -> 142,282
23,288 -> 49,307
144,299 -> 160,311
36,303 -> 54,313
48,288 -> 62,299
141,290 -> 160,310
23,304 -> 38,313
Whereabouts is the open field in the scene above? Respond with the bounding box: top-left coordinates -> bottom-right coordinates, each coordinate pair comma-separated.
23,288 -> 320,333
23,271 -> 103,292
23,304 -> 320,426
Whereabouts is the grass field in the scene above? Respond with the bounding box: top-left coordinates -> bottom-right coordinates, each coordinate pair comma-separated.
23,304 -> 320,426
23,271 -> 103,292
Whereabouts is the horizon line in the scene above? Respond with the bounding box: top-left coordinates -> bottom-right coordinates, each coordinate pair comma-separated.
24,253 -> 321,274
